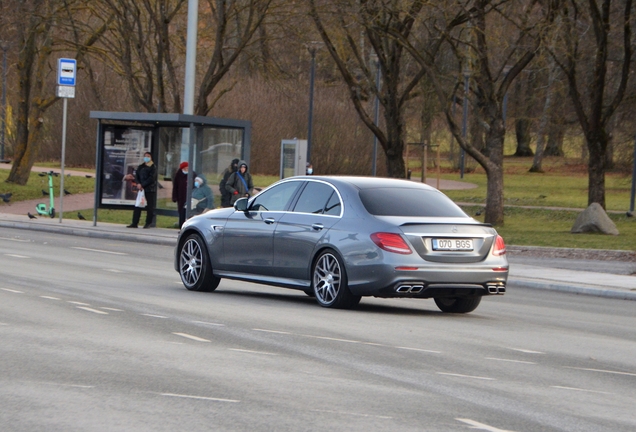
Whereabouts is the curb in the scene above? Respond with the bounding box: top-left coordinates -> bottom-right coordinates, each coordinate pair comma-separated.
508,277 -> 636,301
0,219 -> 177,246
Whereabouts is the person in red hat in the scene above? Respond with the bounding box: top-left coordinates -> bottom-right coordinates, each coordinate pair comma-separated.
172,161 -> 196,228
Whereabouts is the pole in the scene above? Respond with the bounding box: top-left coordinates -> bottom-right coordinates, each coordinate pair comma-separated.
183,0 -> 198,116
372,59 -> 380,176
461,74 -> 469,179
1,45 -> 7,162
307,48 -> 316,164
630,135 -> 636,212
59,98 -> 68,223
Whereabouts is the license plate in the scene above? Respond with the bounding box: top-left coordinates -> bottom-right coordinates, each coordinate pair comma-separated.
432,238 -> 473,251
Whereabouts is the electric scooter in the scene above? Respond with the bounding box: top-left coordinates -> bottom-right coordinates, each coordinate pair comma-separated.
36,171 -> 58,218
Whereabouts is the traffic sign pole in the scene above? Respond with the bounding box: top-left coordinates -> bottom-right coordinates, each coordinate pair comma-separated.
56,58 -> 76,223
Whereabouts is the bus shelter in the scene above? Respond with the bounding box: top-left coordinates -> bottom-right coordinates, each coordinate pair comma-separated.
89,111 -> 251,225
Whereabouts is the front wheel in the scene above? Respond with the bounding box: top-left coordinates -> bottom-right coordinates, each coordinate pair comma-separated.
312,250 -> 360,309
179,234 -> 220,292
434,296 -> 481,313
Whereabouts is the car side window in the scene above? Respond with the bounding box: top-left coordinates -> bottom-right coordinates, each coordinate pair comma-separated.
250,181 -> 301,212
323,192 -> 342,216
293,182 -> 338,214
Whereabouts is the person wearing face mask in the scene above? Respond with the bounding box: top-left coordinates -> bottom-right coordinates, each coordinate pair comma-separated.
190,175 -> 214,215
127,151 -> 157,229
306,163 -> 314,175
172,161 -> 196,228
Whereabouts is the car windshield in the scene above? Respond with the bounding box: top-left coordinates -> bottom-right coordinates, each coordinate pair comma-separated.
359,188 -> 468,217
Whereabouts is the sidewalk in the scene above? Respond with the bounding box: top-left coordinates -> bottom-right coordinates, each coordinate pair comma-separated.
0,211 -> 634,301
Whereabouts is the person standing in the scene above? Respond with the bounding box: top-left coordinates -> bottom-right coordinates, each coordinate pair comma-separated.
225,160 -> 254,205
219,158 -> 239,207
191,175 -> 214,215
127,152 -> 157,229
172,161 -> 195,228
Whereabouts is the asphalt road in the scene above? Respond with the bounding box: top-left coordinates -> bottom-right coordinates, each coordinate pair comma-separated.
1,228 -> 635,431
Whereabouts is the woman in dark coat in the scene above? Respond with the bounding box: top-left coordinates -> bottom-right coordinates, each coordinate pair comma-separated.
127,151 -> 157,229
172,161 -> 196,228
225,160 -> 254,205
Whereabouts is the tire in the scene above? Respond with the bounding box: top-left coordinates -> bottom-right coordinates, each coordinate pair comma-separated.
312,250 -> 361,309
303,288 -> 315,297
178,233 -> 220,292
434,296 -> 482,313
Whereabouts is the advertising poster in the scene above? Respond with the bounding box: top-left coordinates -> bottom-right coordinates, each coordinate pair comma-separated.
101,126 -> 152,206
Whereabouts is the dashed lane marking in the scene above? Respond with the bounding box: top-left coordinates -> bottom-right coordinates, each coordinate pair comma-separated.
142,314 -> 167,318
228,348 -> 277,356
485,358 -> 537,365
100,307 -> 123,311
105,269 -> 124,273
1,288 -> 24,293
193,321 -> 225,326
311,409 -> 392,419
172,332 -> 210,342
564,366 -> 636,377
68,301 -> 90,306
437,372 -> 495,381
160,393 -> 239,403
507,348 -> 544,354
71,247 -> 128,255
4,254 -> 29,259
0,237 -> 30,242
40,296 -> 60,300
253,328 -> 440,353
456,418 -> 515,431
76,306 -> 109,315
551,386 -> 613,395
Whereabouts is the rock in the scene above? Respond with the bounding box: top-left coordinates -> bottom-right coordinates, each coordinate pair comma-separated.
571,203 -> 619,235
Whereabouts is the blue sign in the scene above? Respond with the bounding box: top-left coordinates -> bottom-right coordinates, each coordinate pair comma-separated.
58,58 -> 77,86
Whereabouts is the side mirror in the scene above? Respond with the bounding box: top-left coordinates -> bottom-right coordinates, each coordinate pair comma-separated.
234,197 -> 248,212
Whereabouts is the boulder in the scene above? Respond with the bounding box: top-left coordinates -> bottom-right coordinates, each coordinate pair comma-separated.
571,203 -> 619,235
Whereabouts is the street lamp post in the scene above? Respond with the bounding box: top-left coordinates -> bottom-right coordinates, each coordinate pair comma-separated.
371,53 -> 381,176
460,72 -> 470,179
307,46 -> 317,166
1,41 -> 8,163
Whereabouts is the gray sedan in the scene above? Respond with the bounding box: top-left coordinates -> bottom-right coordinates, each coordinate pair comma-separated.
175,176 -> 508,313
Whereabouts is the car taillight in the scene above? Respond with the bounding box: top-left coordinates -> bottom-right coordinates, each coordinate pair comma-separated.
492,235 -> 506,256
371,233 -> 412,255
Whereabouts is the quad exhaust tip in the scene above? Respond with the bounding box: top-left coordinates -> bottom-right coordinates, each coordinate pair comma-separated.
487,284 -> 506,295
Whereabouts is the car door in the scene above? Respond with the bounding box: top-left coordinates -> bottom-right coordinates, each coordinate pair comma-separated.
273,181 -> 343,280
222,180 -> 302,275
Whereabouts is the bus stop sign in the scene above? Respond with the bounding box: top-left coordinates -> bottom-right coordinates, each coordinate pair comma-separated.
58,58 -> 77,86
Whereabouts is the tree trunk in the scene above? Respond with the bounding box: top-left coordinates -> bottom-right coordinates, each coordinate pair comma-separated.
484,119 -> 506,225
514,118 -> 534,156
587,137 -> 606,208
545,120 -> 565,156
513,70 -> 535,157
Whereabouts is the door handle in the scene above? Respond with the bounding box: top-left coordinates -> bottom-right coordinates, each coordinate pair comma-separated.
264,218 -> 276,224
312,223 -> 324,231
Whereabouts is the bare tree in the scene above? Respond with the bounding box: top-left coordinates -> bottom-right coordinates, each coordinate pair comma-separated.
551,0 -> 633,209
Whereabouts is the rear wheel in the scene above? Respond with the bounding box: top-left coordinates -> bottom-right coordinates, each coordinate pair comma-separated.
434,296 -> 481,313
312,250 -> 360,309
179,234 -> 220,292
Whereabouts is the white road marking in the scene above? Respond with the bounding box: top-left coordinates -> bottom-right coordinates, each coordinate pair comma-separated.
507,348 -> 544,354
0,322 -> 7,326
76,306 -> 109,315
485,357 -> 537,365
100,307 -> 123,311
160,393 -> 239,403
68,301 -> 90,306
253,328 -> 291,335
4,254 -> 29,258
105,269 -> 124,273
564,366 -> 636,377
1,288 -> 24,293
40,296 -> 60,300
254,328 -> 440,353
193,321 -> 225,326
0,237 -> 30,242
311,409 -> 392,419
142,314 -> 167,318
172,332 -> 210,342
71,247 -> 128,255
42,381 -> 94,389
437,372 -> 495,381
551,386 -> 612,395
456,418 -> 515,431
229,348 -> 277,356
397,346 -> 441,354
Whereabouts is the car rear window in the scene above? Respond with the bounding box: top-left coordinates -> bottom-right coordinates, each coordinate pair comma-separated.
359,188 -> 468,217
